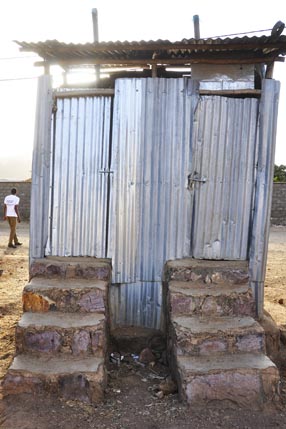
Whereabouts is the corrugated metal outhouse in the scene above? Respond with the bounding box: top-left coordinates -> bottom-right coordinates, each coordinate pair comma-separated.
16,27 -> 286,329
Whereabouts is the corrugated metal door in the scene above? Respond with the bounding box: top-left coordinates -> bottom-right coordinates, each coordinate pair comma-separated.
108,78 -> 194,328
190,96 -> 259,259
108,78 -> 194,283
46,95 -> 112,257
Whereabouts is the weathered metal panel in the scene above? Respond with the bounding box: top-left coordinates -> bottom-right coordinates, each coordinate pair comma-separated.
46,95 -> 112,257
191,95 -> 259,259
108,78 -> 195,284
30,75 -> 53,260
192,64 -> 255,90
42,77 -> 278,328
109,282 -> 162,329
249,79 -> 280,317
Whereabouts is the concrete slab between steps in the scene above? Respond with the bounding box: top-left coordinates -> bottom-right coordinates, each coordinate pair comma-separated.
16,312 -> 106,356
166,259 -> 248,269
171,316 -> 265,355
169,281 -> 250,297
172,315 -> 263,334
23,278 -> 108,313
26,277 -> 108,291
178,353 -> 276,372
2,354 -> 106,403
177,354 -> 280,409
10,354 -> 104,373
19,311 -> 105,329
41,256 -> 111,264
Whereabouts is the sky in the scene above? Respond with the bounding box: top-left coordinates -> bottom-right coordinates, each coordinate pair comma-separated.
0,0 -> 285,180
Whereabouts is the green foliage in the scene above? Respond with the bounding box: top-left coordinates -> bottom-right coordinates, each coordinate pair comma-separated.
274,164 -> 286,182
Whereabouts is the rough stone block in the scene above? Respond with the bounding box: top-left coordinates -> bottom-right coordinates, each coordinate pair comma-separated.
164,259 -> 249,284
168,281 -> 256,318
177,354 -> 280,409
2,355 -> 106,404
16,313 -> 106,357
22,278 -> 108,313
170,316 -> 265,357
30,257 -> 111,281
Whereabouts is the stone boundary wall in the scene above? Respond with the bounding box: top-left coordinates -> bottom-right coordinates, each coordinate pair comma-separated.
0,181 -> 31,221
0,181 -> 285,225
271,182 -> 286,226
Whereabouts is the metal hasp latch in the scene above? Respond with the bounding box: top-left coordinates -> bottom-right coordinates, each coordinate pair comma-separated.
98,168 -> 114,175
188,172 -> 207,190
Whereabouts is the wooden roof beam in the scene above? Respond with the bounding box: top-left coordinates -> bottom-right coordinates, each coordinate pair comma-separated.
34,56 -> 284,68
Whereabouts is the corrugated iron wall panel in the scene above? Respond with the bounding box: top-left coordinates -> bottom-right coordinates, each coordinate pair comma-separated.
109,282 -> 162,329
191,96 -> 259,259
46,95 -> 112,257
109,78 -> 194,284
44,78 -> 266,329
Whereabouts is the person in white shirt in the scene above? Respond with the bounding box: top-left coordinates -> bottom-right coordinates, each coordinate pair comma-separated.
3,188 -> 22,248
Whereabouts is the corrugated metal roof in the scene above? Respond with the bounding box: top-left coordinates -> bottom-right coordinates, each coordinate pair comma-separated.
15,35 -> 286,68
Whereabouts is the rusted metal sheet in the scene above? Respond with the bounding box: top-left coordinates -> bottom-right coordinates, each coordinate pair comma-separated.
45,95 -> 112,257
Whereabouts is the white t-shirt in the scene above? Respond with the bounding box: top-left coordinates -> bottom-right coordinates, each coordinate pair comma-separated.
4,194 -> 20,217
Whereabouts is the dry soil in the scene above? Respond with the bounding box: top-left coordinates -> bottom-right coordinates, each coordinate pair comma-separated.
0,222 -> 286,429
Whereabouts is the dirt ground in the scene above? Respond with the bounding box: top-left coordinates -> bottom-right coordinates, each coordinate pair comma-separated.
0,222 -> 286,428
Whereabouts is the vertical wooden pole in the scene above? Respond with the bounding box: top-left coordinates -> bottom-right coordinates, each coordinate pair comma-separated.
152,64 -> 157,78
249,79 -> 280,318
30,75 -> 53,262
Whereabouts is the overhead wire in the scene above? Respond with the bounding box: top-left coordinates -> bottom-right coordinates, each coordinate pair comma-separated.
0,76 -> 39,82
0,55 -> 38,60
206,28 -> 273,39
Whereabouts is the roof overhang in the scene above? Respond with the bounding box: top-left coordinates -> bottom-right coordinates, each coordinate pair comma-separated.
15,35 -> 286,70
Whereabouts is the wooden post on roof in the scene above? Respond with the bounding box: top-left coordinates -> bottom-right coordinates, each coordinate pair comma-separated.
193,15 -> 200,39
152,63 -> 157,78
92,8 -> 100,82
44,61 -> 50,75
266,62 -> 274,79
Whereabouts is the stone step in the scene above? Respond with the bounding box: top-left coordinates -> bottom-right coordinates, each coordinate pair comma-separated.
30,257 -> 112,281
167,280 -> 255,317
2,354 -> 106,404
23,278 -> 108,313
170,316 -> 265,356
16,312 -> 106,357
176,353 -> 279,409
164,259 -> 249,284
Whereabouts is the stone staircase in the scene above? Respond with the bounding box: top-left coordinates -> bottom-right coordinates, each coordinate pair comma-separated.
2,257 -> 111,403
163,259 -> 280,409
